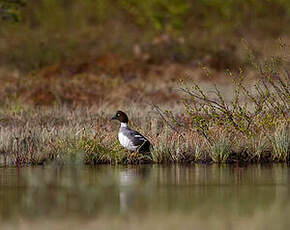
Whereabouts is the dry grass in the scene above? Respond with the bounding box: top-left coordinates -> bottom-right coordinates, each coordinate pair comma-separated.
0,48 -> 288,166
0,102 -> 288,166
0,53 -> 249,107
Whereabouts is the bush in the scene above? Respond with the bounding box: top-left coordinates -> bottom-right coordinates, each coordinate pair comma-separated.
157,46 -> 290,162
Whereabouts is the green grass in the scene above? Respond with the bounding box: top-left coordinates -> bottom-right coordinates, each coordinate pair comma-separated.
271,125 -> 289,161
210,139 -> 231,163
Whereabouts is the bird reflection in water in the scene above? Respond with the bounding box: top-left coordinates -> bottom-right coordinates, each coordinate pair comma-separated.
118,165 -> 151,214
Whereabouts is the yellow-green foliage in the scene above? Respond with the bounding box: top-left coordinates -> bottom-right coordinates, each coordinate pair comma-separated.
210,140 -> 231,163
156,50 -> 289,163
271,124 -> 289,161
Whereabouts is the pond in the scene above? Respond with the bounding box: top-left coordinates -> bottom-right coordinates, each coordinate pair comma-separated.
0,164 -> 289,229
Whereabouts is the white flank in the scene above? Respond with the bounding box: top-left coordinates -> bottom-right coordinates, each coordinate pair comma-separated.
134,134 -> 146,141
118,132 -> 138,151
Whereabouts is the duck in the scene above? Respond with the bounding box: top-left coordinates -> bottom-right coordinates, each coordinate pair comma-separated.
111,111 -> 151,153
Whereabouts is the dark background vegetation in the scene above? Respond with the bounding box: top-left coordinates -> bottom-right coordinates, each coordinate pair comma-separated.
1,0 -> 289,72
0,0 -> 289,106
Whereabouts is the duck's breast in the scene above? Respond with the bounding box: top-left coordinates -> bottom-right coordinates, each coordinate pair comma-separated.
118,131 -> 137,151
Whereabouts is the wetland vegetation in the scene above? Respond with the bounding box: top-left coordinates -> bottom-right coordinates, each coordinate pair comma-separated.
0,51 -> 289,166
0,0 -> 289,166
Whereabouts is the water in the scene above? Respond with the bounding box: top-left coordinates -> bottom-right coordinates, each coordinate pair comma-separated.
0,164 -> 290,228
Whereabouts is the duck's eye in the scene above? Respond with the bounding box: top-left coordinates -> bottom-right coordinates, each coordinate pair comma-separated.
117,113 -> 120,117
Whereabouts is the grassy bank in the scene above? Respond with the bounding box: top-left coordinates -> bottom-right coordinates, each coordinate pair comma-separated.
0,104 -> 288,166
0,47 -> 289,166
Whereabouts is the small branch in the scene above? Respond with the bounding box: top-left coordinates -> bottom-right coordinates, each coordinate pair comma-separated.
152,104 -> 179,132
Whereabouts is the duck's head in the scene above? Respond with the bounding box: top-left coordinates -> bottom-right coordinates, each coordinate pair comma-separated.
111,110 -> 129,123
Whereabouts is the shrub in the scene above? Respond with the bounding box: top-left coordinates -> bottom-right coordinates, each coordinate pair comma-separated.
156,46 -> 290,162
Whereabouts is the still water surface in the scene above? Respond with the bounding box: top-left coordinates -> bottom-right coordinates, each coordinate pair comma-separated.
0,164 -> 289,222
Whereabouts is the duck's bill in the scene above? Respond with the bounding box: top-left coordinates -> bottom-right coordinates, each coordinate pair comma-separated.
111,115 -> 117,120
